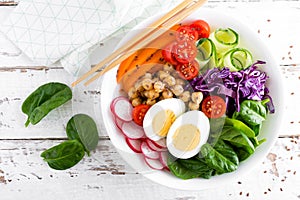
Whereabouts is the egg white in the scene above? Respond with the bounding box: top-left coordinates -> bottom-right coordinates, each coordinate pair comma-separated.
166,110 -> 210,159
143,98 -> 186,141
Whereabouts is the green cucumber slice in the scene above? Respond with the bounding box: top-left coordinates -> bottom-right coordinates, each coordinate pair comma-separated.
210,28 -> 239,54
196,38 -> 217,70
222,48 -> 253,71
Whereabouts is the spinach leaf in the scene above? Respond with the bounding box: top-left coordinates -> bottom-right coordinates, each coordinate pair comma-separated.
66,114 -> 99,154
220,126 -> 255,161
22,82 -> 72,126
167,155 -> 214,180
200,141 -> 239,174
233,100 -> 267,126
208,117 -> 226,145
225,117 -> 255,138
41,140 -> 85,170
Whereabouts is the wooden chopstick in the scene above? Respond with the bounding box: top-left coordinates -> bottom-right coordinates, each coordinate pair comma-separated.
84,0 -> 207,86
71,0 -> 195,87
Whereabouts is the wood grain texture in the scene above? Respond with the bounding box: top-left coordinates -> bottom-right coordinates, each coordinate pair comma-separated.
0,138 -> 300,200
0,1 -> 300,199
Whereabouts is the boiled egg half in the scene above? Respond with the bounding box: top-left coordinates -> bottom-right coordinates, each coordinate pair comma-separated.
166,110 -> 210,159
143,98 -> 186,141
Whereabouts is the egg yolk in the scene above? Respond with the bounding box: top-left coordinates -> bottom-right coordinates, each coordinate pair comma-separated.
172,124 -> 200,151
152,109 -> 176,137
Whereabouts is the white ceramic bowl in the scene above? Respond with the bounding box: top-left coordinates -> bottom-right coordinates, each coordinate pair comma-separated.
99,8 -> 284,190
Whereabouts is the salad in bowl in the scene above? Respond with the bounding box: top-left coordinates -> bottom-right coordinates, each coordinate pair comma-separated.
100,9 -> 283,190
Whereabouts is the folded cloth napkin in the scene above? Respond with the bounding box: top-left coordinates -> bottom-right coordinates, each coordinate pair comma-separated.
0,0 -> 181,76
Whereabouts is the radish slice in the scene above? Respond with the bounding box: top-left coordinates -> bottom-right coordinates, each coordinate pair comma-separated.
112,115 -> 125,130
111,96 -> 133,122
110,97 -> 120,112
141,141 -> 160,160
146,139 -> 167,152
159,151 -> 169,169
121,121 -> 145,139
125,137 -> 143,153
152,138 -> 167,149
144,157 -> 164,170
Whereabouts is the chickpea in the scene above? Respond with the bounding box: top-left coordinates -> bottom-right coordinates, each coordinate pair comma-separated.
176,78 -> 186,86
171,71 -> 180,78
162,89 -> 173,99
146,98 -> 156,106
163,64 -> 174,72
179,91 -> 191,102
191,92 -> 203,104
142,78 -> 153,90
128,87 -> 138,99
144,73 -> 152,79
131,98 -> 142,107
158,70 -> 169,80
144,89 -> 159,100
163,75 -> 176,86
153,81 -> 165,93
189,101 -> 200,110
171,85 -> 184,96
134,81 -> 144,92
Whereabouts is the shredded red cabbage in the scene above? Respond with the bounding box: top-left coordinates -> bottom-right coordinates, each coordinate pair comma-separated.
189,60 -> 275,113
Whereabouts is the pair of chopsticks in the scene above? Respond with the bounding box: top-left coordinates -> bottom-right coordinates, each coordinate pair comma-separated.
72,0 -> 207,87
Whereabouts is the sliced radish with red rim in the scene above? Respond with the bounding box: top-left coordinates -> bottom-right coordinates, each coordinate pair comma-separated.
159,151 -> 169,169
125,137 -> 143,153
146,139 -> 167,152
144,157 -> 164,170
121,121 -> 145,139
141,141 -> 160,160
111,96 -> 133,122
151,138 -> 167,149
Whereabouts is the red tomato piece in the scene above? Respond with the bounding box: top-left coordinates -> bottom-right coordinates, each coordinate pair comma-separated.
173,41 -> 197,64
201,96 -> 226,118
132,104 -> 151,126
189,20 -> 210,39
162,42 -> 179,66
175,60 -> 199,80
176,25 -> 198,43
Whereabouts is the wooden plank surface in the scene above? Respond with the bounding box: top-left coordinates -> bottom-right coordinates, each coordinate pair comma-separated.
1,1 -> 300,199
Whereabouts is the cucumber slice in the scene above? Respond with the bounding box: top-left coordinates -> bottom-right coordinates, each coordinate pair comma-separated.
196,38 -> 217,71
222,48 -> 253,71
210,28 -> 239,55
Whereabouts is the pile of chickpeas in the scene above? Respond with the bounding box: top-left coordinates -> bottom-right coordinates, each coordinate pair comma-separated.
127,64 -> 204,111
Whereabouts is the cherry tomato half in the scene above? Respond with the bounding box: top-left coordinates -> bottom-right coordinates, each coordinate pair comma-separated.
176,25 -> 198,43
201,95 -> 226,118
162,42 -> 179,66
175,60 -> 199,80
132,104 -> 151,126
173,41 -> 197,64
189,20 -> 210,39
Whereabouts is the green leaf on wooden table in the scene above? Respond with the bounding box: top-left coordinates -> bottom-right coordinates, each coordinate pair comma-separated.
41,140 -> 85,170
66,114 -> 99,155
22,82 -> 72,127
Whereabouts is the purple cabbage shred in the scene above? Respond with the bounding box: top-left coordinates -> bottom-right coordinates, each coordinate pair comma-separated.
189,60 -> 275,114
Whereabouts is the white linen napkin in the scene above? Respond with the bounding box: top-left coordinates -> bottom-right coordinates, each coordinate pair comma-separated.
0,0 -> 181,75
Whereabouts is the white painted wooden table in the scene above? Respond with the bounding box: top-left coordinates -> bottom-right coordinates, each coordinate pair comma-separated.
1,1 -> 300,199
